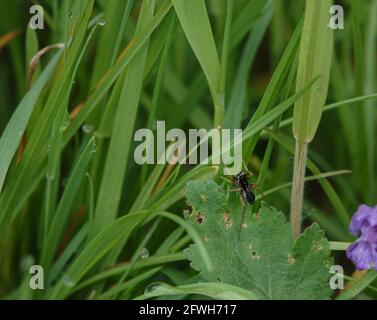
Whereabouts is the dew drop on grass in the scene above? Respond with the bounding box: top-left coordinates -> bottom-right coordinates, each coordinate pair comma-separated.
68,11 -> 73,19
62,275 -> 75,288
139,248 -> 150,259
60,121 -> 70,132
82,124 -> 94,134
97,17 -> 106,26
46,173 -> 55,181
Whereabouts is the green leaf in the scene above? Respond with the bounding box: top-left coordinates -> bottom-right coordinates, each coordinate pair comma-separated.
292,0 -> 333,143
185,180 -> 226,214
90,0 -> 155,238
47,210 -> 150,299
0,51 -> 62,193
183,180 -> 333,300
337,271 -> 377,300
0,0 -> 95,229
171,0 -> 223,126
142,282 -> 259,300
41,136 -> 96,269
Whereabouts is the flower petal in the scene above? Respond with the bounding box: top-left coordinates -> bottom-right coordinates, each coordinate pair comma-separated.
349,205 -> 376,236
346,241 -> 374,270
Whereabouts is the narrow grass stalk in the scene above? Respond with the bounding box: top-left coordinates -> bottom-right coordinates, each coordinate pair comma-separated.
290,142 -> 308,238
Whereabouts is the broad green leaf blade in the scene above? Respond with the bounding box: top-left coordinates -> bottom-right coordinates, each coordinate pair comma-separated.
43,101 -> 67,242
183,180 -> 333,300
224,6 -> 273,129
157,211 -> 212,272
90,0 -> 155,238
41,136 -> 96,269
90,0 -> 134,87
25,27 -> 40,86
292,0 -> 334,143
171,0 -> 220,92
171,0 -> 222,126
72,252 -> 185,293
363,0 -> 377,203
48,210 -> 150,299
48,223 -> 89,286
142,282 -> 259,300
0,51 -> 62,193
0,0 -> 95,229
337,271 -> 377,300
242,17 -> 302,161
64,1 -> 172,141
100,267 -> 162,299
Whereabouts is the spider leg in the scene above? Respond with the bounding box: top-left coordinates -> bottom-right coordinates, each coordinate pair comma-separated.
242,160 -> 254,178
250,183 -> 266,199
220,176 -> 233,184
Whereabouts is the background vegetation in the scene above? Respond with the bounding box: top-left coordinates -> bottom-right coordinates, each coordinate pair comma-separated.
0,0 -> 376,299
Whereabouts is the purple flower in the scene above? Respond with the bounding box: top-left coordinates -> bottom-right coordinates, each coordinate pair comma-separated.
346,204 -> 377,271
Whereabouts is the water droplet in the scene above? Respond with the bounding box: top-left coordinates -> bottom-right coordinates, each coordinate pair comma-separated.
47,144 -> 51,150
72,80 -> 76,85
60,120 -> 70,132
68,11 -> 73,19
139,248 -> 149,259
183,210 -> 190,218
63,275 -> 75,287
97,17 -> 106,26
82,124 -> 94,134
46,173 -> 55,181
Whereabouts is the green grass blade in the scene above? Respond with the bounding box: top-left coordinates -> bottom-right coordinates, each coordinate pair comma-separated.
0,0 -> 95,229
337,271 -> 377,300
171,0 -> 222,126
292,0 -> 333,143
224,7 -> 273,129
157,211 -> 212,272
71,252 -> 185,293
0,51 -> 62,193
90,0 -> 155,238
48,223 -> 89,285
363,0 -> 377,203
47,210 -> 150,299
41,136 -> 96,269
141,282 -> 259,300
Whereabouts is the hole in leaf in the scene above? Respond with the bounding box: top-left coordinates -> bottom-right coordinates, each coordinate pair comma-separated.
196,213 -> 204,224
